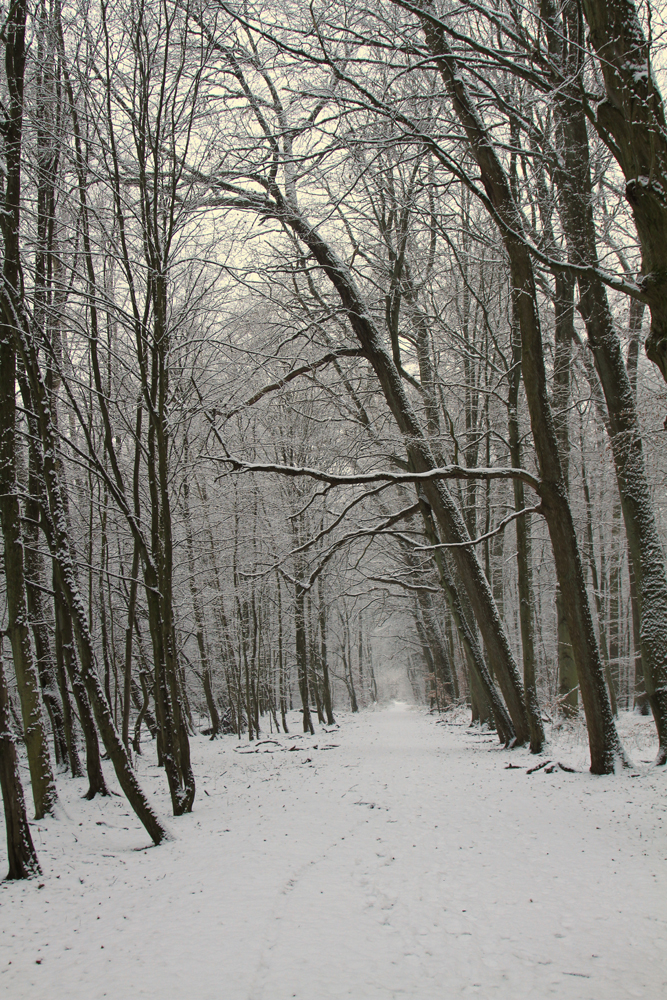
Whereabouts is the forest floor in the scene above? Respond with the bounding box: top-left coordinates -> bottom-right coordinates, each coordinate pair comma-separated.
1,703 -> 665,999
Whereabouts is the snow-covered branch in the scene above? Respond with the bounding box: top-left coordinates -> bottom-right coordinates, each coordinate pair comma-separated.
213,456 -> 543,493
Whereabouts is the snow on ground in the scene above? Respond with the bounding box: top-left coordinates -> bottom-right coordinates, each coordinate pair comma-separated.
1,705 -> 666,999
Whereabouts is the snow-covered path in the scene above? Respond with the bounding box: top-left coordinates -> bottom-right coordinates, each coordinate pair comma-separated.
1,705 -> 666,999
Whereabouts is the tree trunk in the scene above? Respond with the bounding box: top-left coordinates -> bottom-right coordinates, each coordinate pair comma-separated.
24,453 -> 70,769
308,593 -> 326,725
296,583 -> 314,732
53,572 -> 108,798
275,569 -> 290,732
143,281 -> 195,812
580,0 -> 667,382
580,430 -> 618,717
182,454 -> 220,738
507,315 -> 545,752
417,501 -> 514,744
551,269 -> 578,719
317,576 -> 335,725
607,502 -> 622,715
0,650 -> 40,879
0,0 -> 57,817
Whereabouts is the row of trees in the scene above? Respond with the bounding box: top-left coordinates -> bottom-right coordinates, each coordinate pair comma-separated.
2,0 -> 667,877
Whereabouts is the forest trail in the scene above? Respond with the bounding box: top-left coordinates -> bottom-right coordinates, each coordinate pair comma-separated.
1,705 -> 666,999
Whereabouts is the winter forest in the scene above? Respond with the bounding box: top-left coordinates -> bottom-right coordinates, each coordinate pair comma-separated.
0,0 -> 666,996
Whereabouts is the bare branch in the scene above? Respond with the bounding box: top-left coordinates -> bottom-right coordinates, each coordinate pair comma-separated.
414,504 -> 543,551
211,455 -> 543,493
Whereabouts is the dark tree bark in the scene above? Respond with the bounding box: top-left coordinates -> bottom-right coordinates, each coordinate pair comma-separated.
317,576 -> 335,725
551,271 -> 578,718
0,0 -> 57,819
507,317 -> 545,753
296,582 -> 315,733
0,650 -> 40,880
580,0 -> 667,381
416,501 -> 515,745
580,423 -> 619,717
23,466 -> 70,770
53,571 -> 108,798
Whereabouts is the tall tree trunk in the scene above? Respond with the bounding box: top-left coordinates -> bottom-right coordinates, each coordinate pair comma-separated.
607,501 -> 622,715
277,572 -> 290,732
53,571 -> 107,797
146,278 -> 195,812
545,0 -> 667,761
182,450 -> 220,738
551,270 -> 578,718
122,540 -> 140,753
27,0 -> 73,773
625,300 -> 649,713
317,575 -> 335,725
357,620 -> 365,709
24,446 -> 70,769
122,405 -> 143,752
580,428 -> 619,717
98,495 -> 114,714
507,317 -> 545,752
308,592 -> 325,725
0,0 -> 57,818
579,0 -> 667,382
415,608 -> 439,710
0,649 -> 40,879
296,582 -> 314,732
417,502 -> 514,744
342,640 -> 359,714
